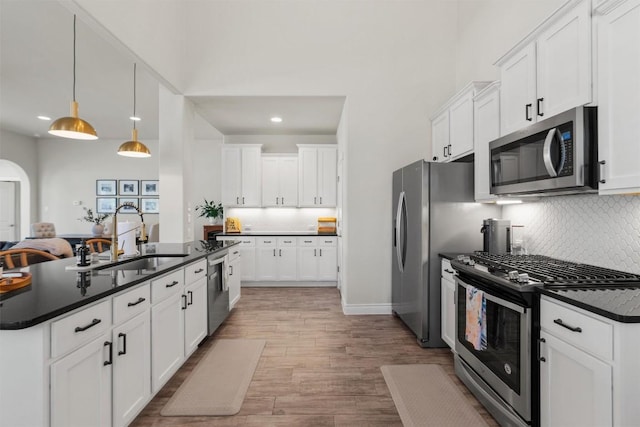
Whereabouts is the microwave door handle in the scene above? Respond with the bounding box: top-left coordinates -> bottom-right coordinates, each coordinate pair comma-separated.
543,128 -> 562,177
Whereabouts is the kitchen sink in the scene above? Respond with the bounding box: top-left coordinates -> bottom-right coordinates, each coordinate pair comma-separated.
95,254 -> 187,273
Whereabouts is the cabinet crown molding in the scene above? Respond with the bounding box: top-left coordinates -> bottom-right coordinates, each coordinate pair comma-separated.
430,81 -> 493,120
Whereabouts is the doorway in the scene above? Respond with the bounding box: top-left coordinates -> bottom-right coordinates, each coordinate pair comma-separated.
0,181 -> 18,241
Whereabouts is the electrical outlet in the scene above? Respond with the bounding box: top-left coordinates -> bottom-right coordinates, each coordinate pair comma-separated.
72,200 -> 82,206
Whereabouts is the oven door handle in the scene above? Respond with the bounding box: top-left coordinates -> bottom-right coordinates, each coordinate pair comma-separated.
456,277 -> 526,314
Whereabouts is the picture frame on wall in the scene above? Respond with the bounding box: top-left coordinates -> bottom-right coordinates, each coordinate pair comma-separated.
119,180 -> 139,196
141,198 -> 159,214
118,198 -> 139,213
141,180 -> 159,196
96,179 -> 117,196
96,197 -> 117,214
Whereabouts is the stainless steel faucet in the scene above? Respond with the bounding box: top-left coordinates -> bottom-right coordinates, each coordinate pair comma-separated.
111,202 -> 148,261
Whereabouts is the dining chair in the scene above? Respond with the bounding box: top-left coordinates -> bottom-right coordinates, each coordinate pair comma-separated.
85,238 -> 112,254
0,248 -> 59,269
30,222 -> 56,238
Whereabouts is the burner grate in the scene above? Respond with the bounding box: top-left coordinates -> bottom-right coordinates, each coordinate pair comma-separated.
470,252 -> 640,285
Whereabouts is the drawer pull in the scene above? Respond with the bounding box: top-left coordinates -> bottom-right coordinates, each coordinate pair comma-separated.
553,318 -> 582,333
75,318 -> 101,333
127,297 -> 146,307
118,333 -> 127,356
305,240 -> 313,243
444,269 -> 454,274
264,240 -> 272,243
194,268 -> 204,274
166,280 -> 179,288
284,240 -> 292,243
233,251 -> 239,255
104,341 -> 113,366
539,357 -> 546,363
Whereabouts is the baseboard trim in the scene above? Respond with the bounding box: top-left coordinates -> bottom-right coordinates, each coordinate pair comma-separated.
341,302 -> 393,315
241,281 -> 337,288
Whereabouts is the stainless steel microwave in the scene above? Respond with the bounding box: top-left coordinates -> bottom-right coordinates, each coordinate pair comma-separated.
490,106 -> 598,196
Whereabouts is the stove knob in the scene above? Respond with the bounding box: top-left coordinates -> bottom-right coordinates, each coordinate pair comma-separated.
517,273 -> 530,283
508,270 -> 520,281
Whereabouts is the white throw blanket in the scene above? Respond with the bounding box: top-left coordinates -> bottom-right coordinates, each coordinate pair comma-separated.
12,238 -> 74,258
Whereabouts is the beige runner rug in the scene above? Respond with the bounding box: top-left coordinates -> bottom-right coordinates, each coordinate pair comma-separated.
161,339 -> 265,416
381,364 -> 489,427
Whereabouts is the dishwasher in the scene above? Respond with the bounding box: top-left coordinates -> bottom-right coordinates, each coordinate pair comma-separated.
207,252 -> 230,335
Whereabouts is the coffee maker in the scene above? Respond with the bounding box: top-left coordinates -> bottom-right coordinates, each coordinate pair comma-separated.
481,219 -> 511,254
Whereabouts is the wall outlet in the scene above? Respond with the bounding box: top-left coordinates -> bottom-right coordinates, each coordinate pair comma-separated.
72,200 -> 82,206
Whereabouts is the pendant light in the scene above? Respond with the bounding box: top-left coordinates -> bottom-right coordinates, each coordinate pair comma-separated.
118,63 -> 151,158
48,15 -> 98,140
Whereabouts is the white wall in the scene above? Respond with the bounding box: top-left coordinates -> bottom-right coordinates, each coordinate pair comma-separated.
455,0 -> 567,89
0,129 -> 39,237
192,138 -> 224,238
37,137 -> 159,234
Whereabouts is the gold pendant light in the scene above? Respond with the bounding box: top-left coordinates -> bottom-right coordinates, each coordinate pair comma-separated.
49,15 -> 98,140
118,63 -> 151,158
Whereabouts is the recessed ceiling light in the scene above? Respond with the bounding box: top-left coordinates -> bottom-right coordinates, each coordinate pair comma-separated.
129,116 -> 141,121
37,115 -> 51,121
270,116 -> 283,123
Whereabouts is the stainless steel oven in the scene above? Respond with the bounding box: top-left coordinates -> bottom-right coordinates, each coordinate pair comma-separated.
490,106 -> 597,196
454,273 -> 533,427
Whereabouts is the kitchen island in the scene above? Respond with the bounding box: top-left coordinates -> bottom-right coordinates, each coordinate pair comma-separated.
0,239 -> 238,427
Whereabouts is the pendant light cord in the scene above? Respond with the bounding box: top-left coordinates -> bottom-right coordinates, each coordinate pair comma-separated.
133,63 -> 137,130
73,15 -> 76,102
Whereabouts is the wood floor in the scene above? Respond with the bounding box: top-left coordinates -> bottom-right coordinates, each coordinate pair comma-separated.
131,287 -> 498,426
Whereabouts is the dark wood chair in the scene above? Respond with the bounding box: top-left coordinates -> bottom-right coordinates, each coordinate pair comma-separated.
0,248 -> 60,269
85,238 -> 112,254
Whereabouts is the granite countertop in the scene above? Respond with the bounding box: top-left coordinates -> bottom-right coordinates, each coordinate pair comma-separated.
0,240 -> 238,330
218,231 -> 338,237
539,287 -> 640,323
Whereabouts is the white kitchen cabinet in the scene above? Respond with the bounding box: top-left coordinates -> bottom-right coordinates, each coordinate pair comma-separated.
112,311 -> 151,427
596,0 -> 640,194
183,276 -> 208,356
497,0 -> 592,135
216,237 -> 255,281
228,248 -> 241,309
297,237 -> 337,281
50,334 -> 112,427
440,259 -> 456,349
430,82 -> 491,163
221,144 -> 262,207
298,145 -> 337,207
473,82 -> 500,202
256,237 -> 297,281
262,155 -> 298,207
151,291 -> 184,392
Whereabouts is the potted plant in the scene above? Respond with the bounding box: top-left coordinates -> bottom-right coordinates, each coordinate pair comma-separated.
79,207 -> 110,236
195,199 -> 224,224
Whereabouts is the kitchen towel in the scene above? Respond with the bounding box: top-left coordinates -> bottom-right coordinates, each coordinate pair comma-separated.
465,286 -> 487,351
117,222 -> 138,256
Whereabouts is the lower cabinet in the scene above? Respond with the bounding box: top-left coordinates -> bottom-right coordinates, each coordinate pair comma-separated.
298,237 -> 337,281
50,334 -> 113,427
151,291 -> 185,393
228,248 -> 242,309
440,259 -> 456,349
256,237 -> 297,281
184,276 -> 208,356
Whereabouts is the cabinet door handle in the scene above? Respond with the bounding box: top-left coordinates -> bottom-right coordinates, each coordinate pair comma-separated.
236,197 -> 239,204
276,197 -> 279,205
279,249 -> 282,257
539,357 -> 546,363
444,269 -> 454,274
127,297 -> 146,307
443,146 -> 447,158
182,294 -> 188,310
229,265 -> 233,276
74,318 -> 101,333
118,333 -> 127,356
104,341 -> 113,366
314,249 -> 317,256
320,197 -> 323,204
447,144 -> 452,157
525,103 -> 532,121
598,160 -> 606,184
537,98 -> 544,117
242,197 -> 245,204
188,290 -> 193,305
273,249 -> 276,256
281,197 -> 284,204
553,318 -> 582,333
194,268 -> 204,274
166,280 -> 179,288
320,249 -> 323,256
314,196 -> 317,204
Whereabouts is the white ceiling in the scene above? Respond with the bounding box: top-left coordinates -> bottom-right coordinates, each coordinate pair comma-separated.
0,1 -> 344,142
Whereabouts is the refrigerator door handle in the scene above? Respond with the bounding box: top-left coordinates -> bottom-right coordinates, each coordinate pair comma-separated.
395,191 -> 406,272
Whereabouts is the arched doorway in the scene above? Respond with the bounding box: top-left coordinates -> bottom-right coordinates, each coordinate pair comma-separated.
0,159 -> 31,240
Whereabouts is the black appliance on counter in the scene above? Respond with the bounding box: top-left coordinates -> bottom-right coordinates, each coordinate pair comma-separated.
451,252 -> 640,427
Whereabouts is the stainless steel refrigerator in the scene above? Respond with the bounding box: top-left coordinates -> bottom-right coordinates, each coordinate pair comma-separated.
392,160 -> 499,347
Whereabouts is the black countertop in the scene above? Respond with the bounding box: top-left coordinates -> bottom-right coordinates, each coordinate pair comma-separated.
0,240 -> 238,330
217,232 -> 337,237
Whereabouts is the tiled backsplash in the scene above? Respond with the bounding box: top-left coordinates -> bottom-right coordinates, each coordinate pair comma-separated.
502,194 -> 640,275
224,207 -> 338,233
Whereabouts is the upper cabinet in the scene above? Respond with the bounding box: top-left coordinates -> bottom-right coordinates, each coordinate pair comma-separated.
221,145 -> 262,207
262,155 -> 298,207
298,145 -> 338,207
497,0 -> 593,135
595,0 -> 640,194
473,82 -> 501,202
430,81 -> 491,163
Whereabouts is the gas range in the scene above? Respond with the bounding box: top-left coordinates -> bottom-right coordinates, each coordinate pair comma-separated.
451,252 -> 640,293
